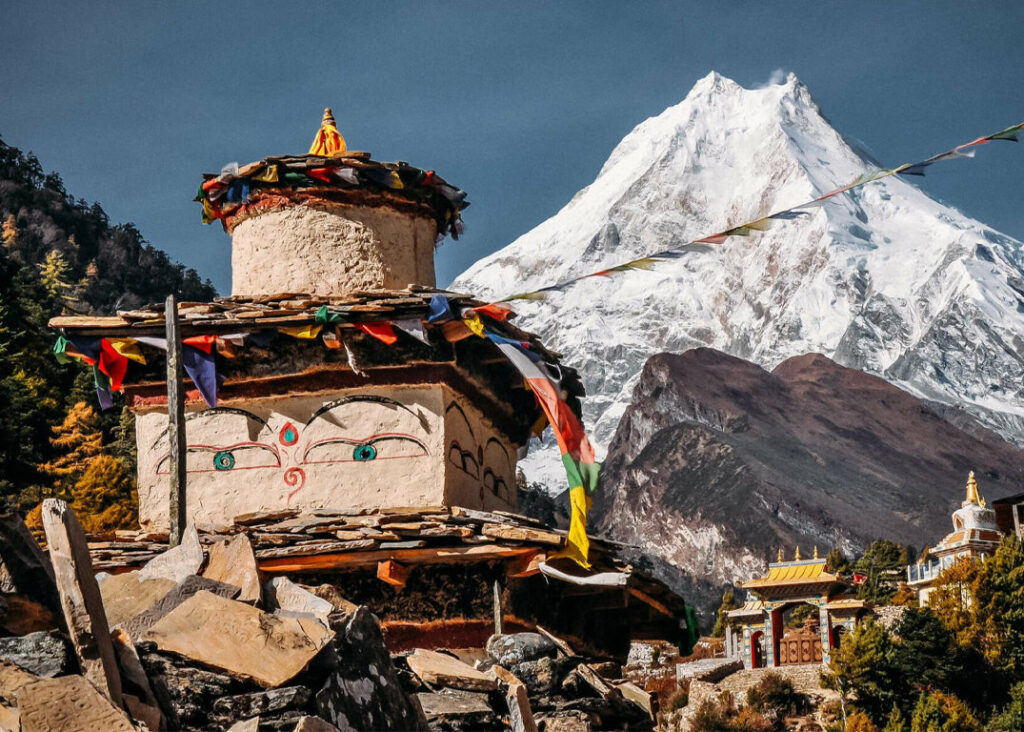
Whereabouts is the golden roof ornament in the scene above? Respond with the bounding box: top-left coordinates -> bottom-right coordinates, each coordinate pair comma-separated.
966,470 -> 981,505
777,548 -> 783,562
794,546 -> 802,561
813,546 -> 819,559
308,107 -> 347,157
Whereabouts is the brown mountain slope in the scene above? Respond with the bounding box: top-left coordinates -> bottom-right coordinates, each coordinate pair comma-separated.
591,348 -> 1024,615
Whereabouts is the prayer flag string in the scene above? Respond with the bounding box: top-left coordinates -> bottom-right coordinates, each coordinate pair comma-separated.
490,118 -> 1024,304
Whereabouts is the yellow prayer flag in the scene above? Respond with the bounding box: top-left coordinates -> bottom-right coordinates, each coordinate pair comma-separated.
278,324 -> 323,340
105,338 -> 146,364
552,485 -> 592,569
463,313 -> 486,337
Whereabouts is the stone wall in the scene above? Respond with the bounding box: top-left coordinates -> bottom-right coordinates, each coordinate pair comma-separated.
230,202 -> 437,297
135,384 -> 517,530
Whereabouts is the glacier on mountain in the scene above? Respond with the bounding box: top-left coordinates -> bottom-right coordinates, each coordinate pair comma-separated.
453,71 -> 1024,490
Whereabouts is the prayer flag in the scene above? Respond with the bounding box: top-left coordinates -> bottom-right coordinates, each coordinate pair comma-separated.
278,324 -> 323,340
356,322 -> 398,345
182,344 -> 217,408
106,338 -> 146,365
427,294 -> 455,323
489,337 -> 599,568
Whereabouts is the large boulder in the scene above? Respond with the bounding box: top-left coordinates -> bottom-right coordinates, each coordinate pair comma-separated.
486,633 -> 557,668
315,606 -> 427,731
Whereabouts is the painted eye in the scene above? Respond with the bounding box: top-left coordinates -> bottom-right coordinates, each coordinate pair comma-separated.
214,451 -> 236,470
353,444 -> 377,462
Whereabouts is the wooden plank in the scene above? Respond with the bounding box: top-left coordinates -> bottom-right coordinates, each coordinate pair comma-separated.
482,524 -> 563,546
493,578 -> 504,635
259,544 -> 536,574
574,663 -> 618,701
376,560 -> 411,587
536,626 -> 576,657
617,681 -> 655,720
165,294 -> 187,547
40,500 -> 122,704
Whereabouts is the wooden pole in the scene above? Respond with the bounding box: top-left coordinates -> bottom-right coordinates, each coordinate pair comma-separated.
493,577 -> 504,636
165,294 -> 187,547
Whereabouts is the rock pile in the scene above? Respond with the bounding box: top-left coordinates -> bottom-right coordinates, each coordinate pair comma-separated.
0,501 -> 658,731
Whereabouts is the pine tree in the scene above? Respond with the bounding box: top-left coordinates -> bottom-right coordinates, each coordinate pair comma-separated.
711,589 -> 739,637
39,401 -> 103,498
36,249 -> 78,311
909,691 -> 980,732
988,681 -> 1024,731
883,704 -> 907,732
929,556 -> 981,649
825,619 -> 898,724
972,537 -> 1024,678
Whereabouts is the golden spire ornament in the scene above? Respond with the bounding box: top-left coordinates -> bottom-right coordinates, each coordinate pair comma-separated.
777,548 -> 784,563
966,470 -> 981,505
813,546 -> 819,559
308,107 -> 347,157
794,546 -> 802,561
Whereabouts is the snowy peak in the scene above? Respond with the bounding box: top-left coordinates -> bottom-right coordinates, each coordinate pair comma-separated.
454,72 -> 1024,482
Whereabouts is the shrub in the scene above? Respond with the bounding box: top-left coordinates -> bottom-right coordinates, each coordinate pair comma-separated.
746,671 -> 808,718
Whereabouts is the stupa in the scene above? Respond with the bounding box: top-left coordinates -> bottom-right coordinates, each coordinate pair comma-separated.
49,111 -> 694,655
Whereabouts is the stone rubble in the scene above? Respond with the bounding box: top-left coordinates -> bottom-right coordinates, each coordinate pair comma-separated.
0,503 -> 664,730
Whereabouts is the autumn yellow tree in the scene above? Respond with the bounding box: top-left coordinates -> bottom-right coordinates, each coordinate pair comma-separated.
72,453 -> 137,533
38,401 -> 102,499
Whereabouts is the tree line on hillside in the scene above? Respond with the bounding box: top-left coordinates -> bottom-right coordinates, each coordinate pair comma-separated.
0,135 -> 215,530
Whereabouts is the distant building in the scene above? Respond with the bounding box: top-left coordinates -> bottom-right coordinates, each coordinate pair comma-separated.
727,547 -> 868,668
991,491 -> 1024,541
906,472 -> 1002,606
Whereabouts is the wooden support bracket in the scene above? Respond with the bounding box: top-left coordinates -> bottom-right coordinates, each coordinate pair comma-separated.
376,559 -> 411,587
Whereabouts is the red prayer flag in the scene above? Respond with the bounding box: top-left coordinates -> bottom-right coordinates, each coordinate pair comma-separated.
356,322 -> 398,345
182,335 -> 216,354
98,339 -> 129,392
468,303 -> 513,321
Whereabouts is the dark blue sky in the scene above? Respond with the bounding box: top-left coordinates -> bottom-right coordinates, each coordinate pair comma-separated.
2,2 -> 1022,293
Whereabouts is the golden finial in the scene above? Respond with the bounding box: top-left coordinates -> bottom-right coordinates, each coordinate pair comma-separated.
777,548 -> 783,563
966,470 -> 981,505
309,107 -> 347,156
813,546 -> 819,559
794,546 -> 802,561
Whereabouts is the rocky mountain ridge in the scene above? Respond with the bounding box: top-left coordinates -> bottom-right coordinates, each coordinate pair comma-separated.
590,347 -> 1024,611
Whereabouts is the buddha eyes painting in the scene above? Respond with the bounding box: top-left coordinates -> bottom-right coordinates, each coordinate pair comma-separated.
150,396 -> 433,501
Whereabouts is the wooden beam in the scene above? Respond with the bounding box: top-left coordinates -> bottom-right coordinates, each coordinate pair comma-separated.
536,626 -> 576,657
376,559 -> 411,587
628,587 -> 676,618
258,544 -> 537,574
165,294 -> 187,548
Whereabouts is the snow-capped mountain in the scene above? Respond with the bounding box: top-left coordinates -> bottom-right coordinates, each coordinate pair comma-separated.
454,72 -> 1024,486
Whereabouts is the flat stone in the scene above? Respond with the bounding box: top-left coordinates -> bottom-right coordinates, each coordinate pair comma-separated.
293,715 -> 340,731
406,649 -> 498,691
505,681 -> 538,732
142,590 -> 333,687
137,525 -> 203,583
120,574 -> 240,640
226,718 -> 261,732
16,675 -> 134,732
0,659 -> 38,704
537,713 -> 591,732
203,534 -> 261,603
234,508 -> 300,525
99,571 -> 176,627
111,628 -> 161,725
0,704 -> 17,731
137,649 -> 243,730
40,499 -> 121,703
315,606 -> 426,732
265,577 -> 335,625
486,633 -> 557,667
416,690 -> 495,718
213,685 -> 312,720
0,631 -> 68,677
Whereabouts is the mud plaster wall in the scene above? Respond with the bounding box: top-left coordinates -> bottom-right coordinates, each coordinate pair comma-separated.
230,202 -> 437,297
442,386 -> 517,512
135,384 -> 518,529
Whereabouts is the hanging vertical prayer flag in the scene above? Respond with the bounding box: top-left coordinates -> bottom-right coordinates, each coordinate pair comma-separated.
488,336 -> 599,568
427,294 -> 455,323
182,343 -> 217,408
